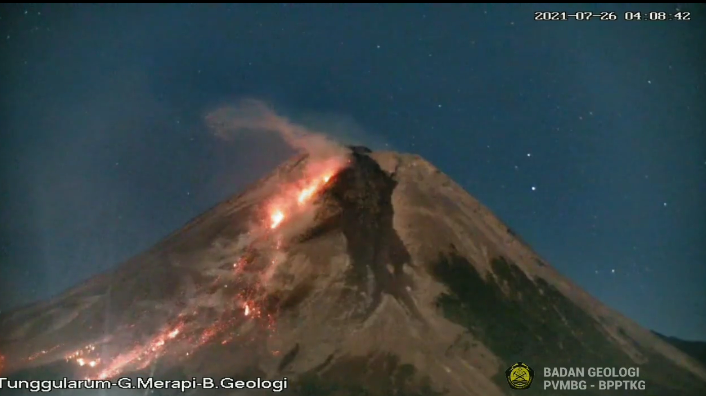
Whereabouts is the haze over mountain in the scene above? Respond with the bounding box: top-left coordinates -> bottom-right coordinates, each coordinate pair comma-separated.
1,141 -> 705,395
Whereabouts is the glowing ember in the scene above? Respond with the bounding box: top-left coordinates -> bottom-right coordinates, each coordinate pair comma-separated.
28,351 -> 47,361
233,256 -> 247,269
264,158 -> 344,232
270,210 -> 285,229
200,328 -> 217,344
64,343 -> 97,365
244,303 -> 251,316
84,323 -> 184,380
296,173 -> 333,205
26,345 -> 61,362
298,186 -> 317,204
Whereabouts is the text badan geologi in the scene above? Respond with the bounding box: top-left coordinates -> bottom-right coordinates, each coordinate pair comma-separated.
0,376 -> 289,393
543,366 -> 646,391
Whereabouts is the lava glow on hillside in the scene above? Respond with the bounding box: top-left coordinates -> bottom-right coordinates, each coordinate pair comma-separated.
265,155 -> 342,231
4,154 -> 347,381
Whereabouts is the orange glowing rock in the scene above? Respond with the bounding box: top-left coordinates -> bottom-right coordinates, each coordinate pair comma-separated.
270,210 -> 285,229
298,186 -> 317,204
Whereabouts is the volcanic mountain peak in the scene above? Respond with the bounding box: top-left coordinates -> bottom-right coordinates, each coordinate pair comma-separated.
1,147 -> 705,395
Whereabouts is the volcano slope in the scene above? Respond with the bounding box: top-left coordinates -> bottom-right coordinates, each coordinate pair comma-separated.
1,147 -> 705,396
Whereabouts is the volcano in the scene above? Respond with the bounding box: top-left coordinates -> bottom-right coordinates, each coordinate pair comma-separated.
1,147 -> 705,395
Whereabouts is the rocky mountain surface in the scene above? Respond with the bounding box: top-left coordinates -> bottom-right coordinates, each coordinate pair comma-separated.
653,332 -> 706,368
1,146 -> 705,395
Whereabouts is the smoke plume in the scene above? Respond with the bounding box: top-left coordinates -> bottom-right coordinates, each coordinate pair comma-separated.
204,99 -> 357,293
205,99 -> 349,161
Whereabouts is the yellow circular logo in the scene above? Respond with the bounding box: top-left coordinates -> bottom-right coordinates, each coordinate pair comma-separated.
505,362 -> 534,390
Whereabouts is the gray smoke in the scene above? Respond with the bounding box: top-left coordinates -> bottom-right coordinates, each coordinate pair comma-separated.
205,99 -> 350,162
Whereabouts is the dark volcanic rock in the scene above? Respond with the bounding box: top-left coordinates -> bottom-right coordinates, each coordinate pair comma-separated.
302,150 -> 418,320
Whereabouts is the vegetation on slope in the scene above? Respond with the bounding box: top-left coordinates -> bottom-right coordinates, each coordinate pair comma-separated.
430,252 -> 706,396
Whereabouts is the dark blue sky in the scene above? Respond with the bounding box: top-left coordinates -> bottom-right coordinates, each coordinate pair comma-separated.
1,4 -> 705,340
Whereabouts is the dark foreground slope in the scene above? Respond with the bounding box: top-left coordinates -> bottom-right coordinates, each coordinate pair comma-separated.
653,332 -> 706,368
1,147 -> 705,396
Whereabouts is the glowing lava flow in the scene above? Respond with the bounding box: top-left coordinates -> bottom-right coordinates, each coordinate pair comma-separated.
270,210 -> 285,229
298,174 -> 333,205
269,167 -> 338,230
88,324 -> 182,380
22,156 -> 347,381
27,344 -> 62,362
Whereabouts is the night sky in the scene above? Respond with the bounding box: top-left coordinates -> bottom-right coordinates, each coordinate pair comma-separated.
1,4 -> 705,340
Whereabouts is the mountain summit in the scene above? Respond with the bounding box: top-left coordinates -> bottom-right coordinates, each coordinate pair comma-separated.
1,147 -> 705,395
